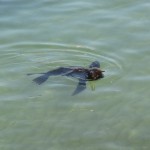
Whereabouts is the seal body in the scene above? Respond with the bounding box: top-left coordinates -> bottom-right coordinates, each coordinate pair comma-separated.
28,61 -> 104,95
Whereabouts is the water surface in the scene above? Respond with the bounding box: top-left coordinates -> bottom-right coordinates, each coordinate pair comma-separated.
0,0 -> 150,150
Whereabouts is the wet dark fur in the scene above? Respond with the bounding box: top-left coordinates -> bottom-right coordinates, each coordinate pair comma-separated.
27,61 -> 104,95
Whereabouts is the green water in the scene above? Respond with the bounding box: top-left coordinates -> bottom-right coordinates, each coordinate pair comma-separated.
0,0 -> 150,150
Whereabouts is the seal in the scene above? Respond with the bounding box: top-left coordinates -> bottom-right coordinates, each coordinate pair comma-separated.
27,61 -> 104,95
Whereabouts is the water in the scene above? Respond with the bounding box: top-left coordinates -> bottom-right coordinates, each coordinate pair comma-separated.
0,0 -> 150,149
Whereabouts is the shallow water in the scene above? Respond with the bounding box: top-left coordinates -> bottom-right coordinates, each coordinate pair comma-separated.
0,0 -> 150,150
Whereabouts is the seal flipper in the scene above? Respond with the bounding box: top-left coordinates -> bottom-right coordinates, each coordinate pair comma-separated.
72,80 -> 86,96
33,73 -> 49,85
89,61 -> 100,68
28,67 -> 73,85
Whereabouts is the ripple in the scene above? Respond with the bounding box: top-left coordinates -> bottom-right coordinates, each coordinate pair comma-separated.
8,42 -> 123,68
1,41 -> 124,81
0,41 -> 124,100
2,42 -> 101,66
